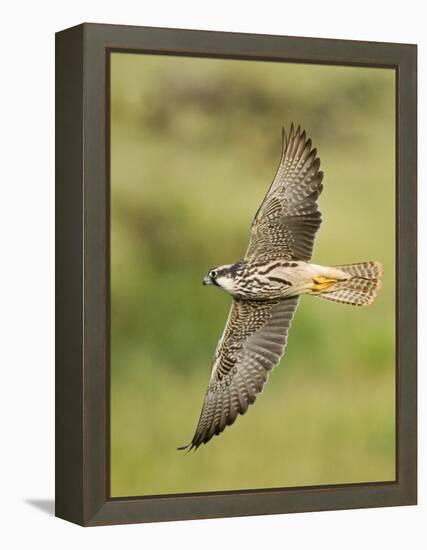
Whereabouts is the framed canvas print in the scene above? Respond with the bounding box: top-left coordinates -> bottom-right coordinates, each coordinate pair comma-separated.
55,23 -> 417,526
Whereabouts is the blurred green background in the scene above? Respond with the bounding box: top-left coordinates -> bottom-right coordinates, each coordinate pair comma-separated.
110,53 -> 395,497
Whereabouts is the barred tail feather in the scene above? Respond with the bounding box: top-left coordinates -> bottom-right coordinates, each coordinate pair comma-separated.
334,261 -> 384,279
315,261 -> 383,307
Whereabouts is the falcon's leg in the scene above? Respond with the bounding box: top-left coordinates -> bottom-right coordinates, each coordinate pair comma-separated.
312,276 -> 337,292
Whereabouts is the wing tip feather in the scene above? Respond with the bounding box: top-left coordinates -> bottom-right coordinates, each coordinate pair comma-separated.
281,123 -> 315,161
177,443 -> 193,453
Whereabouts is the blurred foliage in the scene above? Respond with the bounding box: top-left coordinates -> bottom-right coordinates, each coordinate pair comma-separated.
110,53 -> 396,496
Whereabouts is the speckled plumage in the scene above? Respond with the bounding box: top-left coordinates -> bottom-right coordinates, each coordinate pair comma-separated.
178,125 -> 383,451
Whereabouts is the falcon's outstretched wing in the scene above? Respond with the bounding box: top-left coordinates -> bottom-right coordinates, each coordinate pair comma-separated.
178,296 -> 299,450
245,124 -> 324,262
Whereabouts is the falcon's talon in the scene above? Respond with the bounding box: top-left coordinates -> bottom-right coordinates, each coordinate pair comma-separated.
312,276 -> 337,292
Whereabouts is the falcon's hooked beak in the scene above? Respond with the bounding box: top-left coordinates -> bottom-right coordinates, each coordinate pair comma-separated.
202,275 -> 212,286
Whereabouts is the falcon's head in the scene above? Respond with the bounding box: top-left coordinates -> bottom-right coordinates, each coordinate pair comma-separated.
203,261 -> 244,295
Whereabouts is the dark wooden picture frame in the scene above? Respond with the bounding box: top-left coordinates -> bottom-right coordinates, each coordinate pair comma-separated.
55,23 -> 417,526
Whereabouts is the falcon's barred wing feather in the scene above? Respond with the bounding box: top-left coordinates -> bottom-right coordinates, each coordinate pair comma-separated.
178,296 -> 299,450
245,124 -> 324,262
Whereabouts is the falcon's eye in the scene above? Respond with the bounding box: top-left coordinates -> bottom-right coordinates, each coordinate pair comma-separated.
210,270 -> 218,279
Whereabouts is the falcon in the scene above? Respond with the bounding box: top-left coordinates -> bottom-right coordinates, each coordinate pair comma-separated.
178,124 -> 383,451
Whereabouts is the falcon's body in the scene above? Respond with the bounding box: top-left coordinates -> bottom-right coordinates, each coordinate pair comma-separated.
178,125 -> 383,451
204,259 -> 352,301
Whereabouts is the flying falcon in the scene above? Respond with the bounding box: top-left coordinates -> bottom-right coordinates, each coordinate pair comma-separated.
178,124 -> 383,451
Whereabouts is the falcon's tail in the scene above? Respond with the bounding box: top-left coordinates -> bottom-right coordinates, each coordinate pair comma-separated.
313,261 -> 383,307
